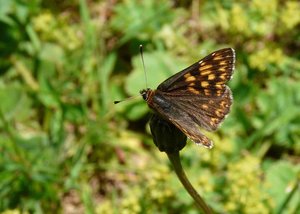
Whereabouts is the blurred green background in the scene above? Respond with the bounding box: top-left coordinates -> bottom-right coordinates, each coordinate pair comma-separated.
0,0 -> 299,213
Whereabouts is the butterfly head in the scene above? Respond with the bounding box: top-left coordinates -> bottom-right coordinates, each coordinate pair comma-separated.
140,88 -> 152,101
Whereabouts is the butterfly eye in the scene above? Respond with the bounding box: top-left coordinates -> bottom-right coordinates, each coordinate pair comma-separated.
142,93 -> 147,100
139,90 -> 147,100
140,88 -> 153,101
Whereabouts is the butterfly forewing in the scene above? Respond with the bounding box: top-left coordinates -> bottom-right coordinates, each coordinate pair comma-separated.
158,48 -> 235,97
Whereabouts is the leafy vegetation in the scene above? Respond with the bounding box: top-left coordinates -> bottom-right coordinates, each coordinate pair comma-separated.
0,0 -> 299,213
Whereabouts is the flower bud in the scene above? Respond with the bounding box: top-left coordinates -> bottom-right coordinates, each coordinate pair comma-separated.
149,114 -> 187,153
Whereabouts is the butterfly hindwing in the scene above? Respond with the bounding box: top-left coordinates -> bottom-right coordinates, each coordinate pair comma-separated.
160,86 -> 232,131
148,91 -> 214,148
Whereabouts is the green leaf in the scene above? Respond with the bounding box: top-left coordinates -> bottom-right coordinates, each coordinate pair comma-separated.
265,161 -> 300,213
110,0 -> 174,44
0,85 -> 31,121
39,42 -> 65,64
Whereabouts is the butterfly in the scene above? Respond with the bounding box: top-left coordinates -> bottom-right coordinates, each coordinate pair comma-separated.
140,48 -> 235,149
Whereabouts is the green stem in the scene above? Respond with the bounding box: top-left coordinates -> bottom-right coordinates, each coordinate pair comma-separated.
167,152 -> 213,214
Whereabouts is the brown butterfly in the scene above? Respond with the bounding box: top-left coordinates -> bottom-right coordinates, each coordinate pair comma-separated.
140,48 -> 235,148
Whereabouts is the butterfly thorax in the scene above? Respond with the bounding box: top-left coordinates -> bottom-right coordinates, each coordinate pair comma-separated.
141,89 -> 172,120
140,88 -> 160,113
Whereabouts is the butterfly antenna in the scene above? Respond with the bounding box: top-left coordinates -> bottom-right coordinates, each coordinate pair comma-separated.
114,45 -> 147,105
140,44 -> 148,88
114,95 -> 140,105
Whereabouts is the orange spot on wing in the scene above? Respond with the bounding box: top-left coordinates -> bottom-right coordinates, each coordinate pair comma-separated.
204,89 -> 211,96
215,110 -> 223,117
185,76 -> 196,82
188,87 -> 200,94
213,55 -> 223,60
208,74 -> 215,80
201,70 -> 212,75
210,118 -> 219,126
200,64 -> 213,71
219,74 -> 227,80
184,73 -> 191,78
219,61 -> 227,66
219,67 -> 226,72
202,104 -> 209,110
201,81 -> 209,87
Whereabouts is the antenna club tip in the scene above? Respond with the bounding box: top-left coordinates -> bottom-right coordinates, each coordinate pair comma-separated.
114,100 -> 121,104
139,44 -> 143,48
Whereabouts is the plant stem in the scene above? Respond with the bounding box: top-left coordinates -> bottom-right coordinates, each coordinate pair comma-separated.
167,152 -> 213,214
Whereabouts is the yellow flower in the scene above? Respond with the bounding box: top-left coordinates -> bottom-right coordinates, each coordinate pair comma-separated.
280,1 -> 300,29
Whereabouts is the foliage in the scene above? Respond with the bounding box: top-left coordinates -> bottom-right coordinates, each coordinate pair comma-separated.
0,0 -> 299,213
